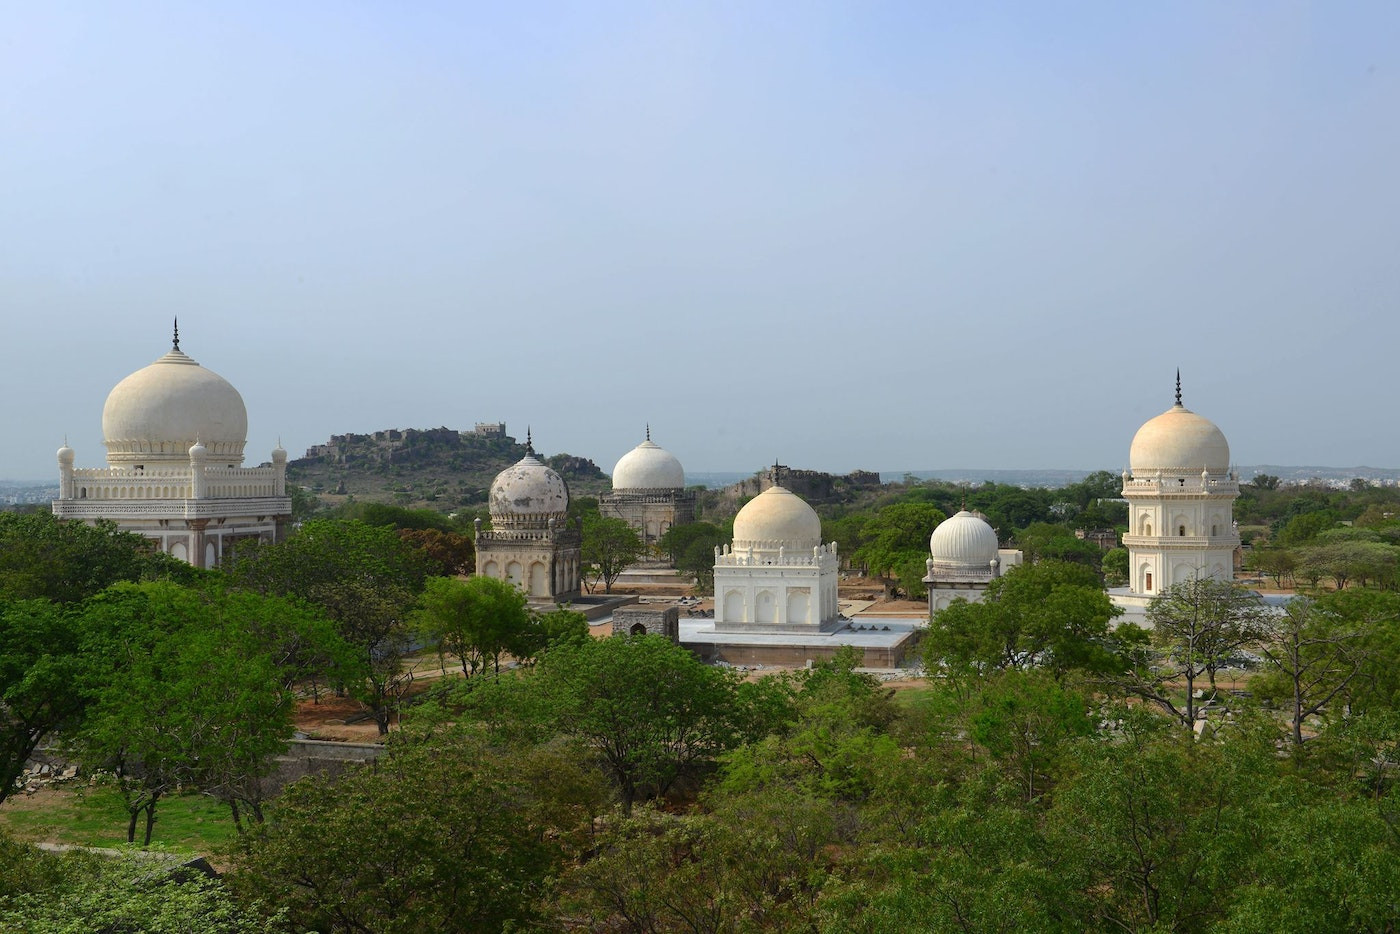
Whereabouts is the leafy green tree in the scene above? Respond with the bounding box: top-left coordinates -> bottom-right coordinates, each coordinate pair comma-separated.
1222,795 -> 1400,934
580,513 -> 645,593
1014,522 -> 1103,568
1251,597 -> 1367,745
659,521 -> 728,592
530,634 -> 752,813
0,512 -> 194,603
226,520 -> 429,733
721,660 -> 897,803
1250,546 -> 1297,587
1123,578 -> 1270,729
69,582 -> 316,839
1275,511 -> 1336,547
0,844 -> 284,933
415,574 -> 531,677
231,732 -> 603,933
553,793 -> 840,933
967,669 -> 1094,802
516,606 -> 591,663
396,527 -> 475,576
1306,588 -> 1400,714
1047,719 -> 1279,933
924,561 -> 1124,684
855,502 -> 946,598
1297,540 -> 1399,590
0,599 -> 87,805
1101,546 -> 1129,587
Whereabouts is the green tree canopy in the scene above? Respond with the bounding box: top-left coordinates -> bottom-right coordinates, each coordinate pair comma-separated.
924,560 -> 1125,683
224,519 -> 430,733
415,574 -> 531,677
580,513 -> 645,593
0,512 -> 195,603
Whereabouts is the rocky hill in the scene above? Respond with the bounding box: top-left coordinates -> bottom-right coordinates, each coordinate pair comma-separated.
287,426 -> 608,511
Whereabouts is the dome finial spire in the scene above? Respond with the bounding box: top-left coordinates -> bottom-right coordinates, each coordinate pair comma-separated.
646,423 -> 651,442
1175,369 -> 1182,406
526,426 -> 534,455
172,317 -> 180,352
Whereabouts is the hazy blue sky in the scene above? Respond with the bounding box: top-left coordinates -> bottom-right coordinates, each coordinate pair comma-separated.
3,2 -> 1397,481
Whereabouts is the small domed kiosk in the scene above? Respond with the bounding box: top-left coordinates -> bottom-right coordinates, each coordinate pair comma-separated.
599,426 -> 696,549
1119,373 -> 1240,598
922,510 -> 1023,613
713,484 -> 840,633
52,322 -> 290,568
474,431 -> 582,602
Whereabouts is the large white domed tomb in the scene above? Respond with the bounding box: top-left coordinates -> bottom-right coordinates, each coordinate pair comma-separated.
599,427 -> 696,550
714,484 -> 840,633
52,324 -> 290,569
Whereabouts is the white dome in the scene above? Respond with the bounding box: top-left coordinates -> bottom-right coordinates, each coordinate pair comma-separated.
612,436 -> 685,490
1130,403 -> 1230,475
930,510 -> 1000,568
102,344 -> 248,466
732,485 -> 821,553
489,451 -> 570,527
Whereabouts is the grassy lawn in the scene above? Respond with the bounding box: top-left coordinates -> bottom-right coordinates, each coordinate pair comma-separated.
0,783 -> 236,855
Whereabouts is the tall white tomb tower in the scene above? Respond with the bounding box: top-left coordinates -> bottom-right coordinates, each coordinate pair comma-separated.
1120,374 -> 1240,597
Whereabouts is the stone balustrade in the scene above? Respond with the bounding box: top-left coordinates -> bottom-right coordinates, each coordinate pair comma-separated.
62,465 -> 282,501
1122,476 -> 1239,495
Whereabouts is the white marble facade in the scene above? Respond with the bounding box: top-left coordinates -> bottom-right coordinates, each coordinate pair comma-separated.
52,326 -> 291,568
1119,377 -> 1240,596
713,485 -> 840,633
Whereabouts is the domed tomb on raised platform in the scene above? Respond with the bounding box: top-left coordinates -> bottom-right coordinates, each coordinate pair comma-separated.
474,432 -> 581,602
599,427 -> 696,551
922,510 -> 1023,613
713,484 -> 840,633
1119,373 -> 1240,596
52,323 -> 291,568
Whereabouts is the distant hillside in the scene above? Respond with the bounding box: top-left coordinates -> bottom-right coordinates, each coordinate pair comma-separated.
287,426 -> 608,511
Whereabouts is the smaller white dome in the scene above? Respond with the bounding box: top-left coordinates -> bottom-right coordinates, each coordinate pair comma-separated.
930,510 -> 1000,568
732,485 -> 822,553
57,443 -> 74,465
489,451 -> 570,527
612,436 -> 685,490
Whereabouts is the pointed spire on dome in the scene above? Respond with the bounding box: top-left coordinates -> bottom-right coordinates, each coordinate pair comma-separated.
525,426 -> 534,455
173,317 -> 180,352
1175,369 -> 1182,407
646,423 -> 651,442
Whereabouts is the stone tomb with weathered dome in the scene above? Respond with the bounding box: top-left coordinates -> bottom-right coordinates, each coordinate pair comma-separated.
1119,375 -> 1240,599
474,435 -> 581,602
52,325 -> 291,568
599,427 -> 696,551
922,510 -> 1024,613
713,484 -> 840,633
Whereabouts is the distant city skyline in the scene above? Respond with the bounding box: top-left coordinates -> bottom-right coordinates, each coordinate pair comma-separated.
4,3 -> 1398,481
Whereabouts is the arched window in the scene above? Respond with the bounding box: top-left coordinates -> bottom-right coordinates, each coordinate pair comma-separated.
1178,525 -> 1186,537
